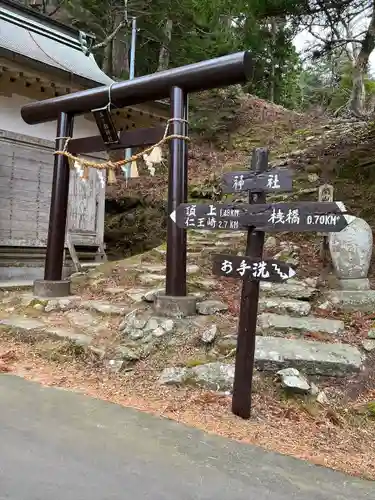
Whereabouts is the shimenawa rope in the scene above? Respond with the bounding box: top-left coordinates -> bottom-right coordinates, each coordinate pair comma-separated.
54,118 -> 189,184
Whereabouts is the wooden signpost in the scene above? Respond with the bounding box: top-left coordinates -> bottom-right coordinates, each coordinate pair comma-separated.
229,148 -> 267,419
170,201 -> 350,233
169,148 -> 351,420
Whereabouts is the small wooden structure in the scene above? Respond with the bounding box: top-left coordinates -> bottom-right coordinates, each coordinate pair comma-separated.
0,0 -> 168,281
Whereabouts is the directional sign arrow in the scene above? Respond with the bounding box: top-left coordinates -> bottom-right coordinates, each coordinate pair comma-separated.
212,254 -> 296,283
222,168 -> 293,194
170,201 -> 353,233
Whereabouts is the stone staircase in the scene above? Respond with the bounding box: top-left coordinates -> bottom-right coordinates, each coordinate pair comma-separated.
180,229 -> 364,379
0,228 -> 365,386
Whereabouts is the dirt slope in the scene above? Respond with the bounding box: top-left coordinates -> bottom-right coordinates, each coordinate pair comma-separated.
104,92 -> 375,258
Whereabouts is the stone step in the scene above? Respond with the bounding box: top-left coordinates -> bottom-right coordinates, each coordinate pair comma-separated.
79,300 -> 128,315
160,337 -> 363,387
0,317 -> 45,331
216,232 -> 246,239
324,290 -> 375,313
187,239 -> 217,246
136,263 -> 165,273
260,280 -> 317,300
0,316 -> 93,347
255,336 -> 362,376
257,313 -> 345,336
125,287 -> 150,302
189,230 -> 245,238
139,273 -> 166,284
136,264 -> 200,276
0,280 -> 34,290
188,278 -> 217,291
189,246 -> 219,254
258,297 -> 311,316
217,335 -> 362,376
214,241 -> 235,247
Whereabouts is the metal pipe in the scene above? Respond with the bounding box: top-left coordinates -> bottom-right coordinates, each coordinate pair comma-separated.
44,112 -> 74,281
21,51 -> 252,124
165,86 -> 186,296
129,17 -> 137,80
124,17 -> 137,176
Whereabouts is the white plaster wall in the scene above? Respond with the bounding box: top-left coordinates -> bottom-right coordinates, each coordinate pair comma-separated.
0,93 -> 98,140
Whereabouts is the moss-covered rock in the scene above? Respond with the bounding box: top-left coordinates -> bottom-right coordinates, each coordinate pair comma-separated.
105,197 -> 166,259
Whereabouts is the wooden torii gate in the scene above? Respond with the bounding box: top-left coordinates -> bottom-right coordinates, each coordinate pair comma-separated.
20,51 -> 252,311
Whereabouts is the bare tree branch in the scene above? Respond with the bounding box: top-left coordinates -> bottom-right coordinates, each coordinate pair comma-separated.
92,21 -> 127,49
298,0 -> 375,116
48,0 -> 64,17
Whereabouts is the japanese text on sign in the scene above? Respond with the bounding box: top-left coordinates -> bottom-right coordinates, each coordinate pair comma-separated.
267,208 -> 340,226
232,173 -> 281,192
185,204 -> 240,229
220,258 -> 292,280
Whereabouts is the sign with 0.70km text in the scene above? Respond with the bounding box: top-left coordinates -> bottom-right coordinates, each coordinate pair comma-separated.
170,201 -> 351,233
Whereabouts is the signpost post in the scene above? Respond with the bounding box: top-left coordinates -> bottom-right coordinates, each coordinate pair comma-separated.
230,148 -> 268,419
169,148 -> 351,419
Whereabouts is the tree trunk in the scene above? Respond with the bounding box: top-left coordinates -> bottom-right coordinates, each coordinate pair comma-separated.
112,12 -> 128,78
349,4 -> 375,117
157,19 -> 173,72
269,18 -> 277,103
102,41 -> 113,75
220,15 -> 232,28
349,62 -> 366,116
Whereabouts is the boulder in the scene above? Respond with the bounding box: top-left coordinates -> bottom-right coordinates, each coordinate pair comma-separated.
197,300 -> 228,315
158,367 -> 188,385
201,324 -> 218,344
362,339 -> 375,352
159,362 -> 234,391
264,236 -> 277,250
277,367 -> 310,393
329,216 -> 372,279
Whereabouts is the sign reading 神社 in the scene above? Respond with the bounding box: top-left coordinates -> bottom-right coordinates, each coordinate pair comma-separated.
221,168 -> 293,194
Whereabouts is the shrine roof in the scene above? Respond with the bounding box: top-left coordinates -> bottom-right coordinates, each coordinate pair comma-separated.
0,0 -> 113,87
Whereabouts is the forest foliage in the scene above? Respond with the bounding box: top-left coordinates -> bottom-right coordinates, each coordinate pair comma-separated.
23,0 -> 375,117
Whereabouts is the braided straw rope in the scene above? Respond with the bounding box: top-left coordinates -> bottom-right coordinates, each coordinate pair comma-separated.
54,118 -> 189,183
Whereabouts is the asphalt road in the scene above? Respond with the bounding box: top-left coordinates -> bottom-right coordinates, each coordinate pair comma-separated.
0,374 -> 373,500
